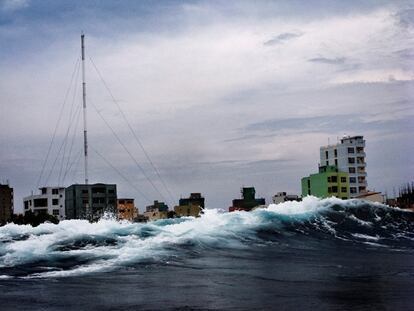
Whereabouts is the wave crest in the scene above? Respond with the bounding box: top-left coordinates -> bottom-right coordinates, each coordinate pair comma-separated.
0,197 -> 413,278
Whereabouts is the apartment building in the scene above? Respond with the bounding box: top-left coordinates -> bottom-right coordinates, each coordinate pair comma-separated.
320,135 -> 367,197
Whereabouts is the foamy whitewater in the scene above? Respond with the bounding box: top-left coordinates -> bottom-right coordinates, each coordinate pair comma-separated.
1,197 -> 414,310
1,196 -> 413,280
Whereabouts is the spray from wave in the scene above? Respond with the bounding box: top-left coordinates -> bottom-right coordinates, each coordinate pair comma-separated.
0,197 -> 413,279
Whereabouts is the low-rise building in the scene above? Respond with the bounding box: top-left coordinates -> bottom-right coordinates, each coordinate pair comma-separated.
272,192 -> 301,204
117,198 -> 138,221
175,193 -> 205,217
229,187 -> 265,212
23,187 -> 65,220
301,165 -> 350,199
355,191 -> 385,204
0,183 -> 13,224
144,200 -> 169,221
65,183 -> 117,221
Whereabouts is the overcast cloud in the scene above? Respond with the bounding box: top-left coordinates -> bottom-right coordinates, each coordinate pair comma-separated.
0,0 -> 413,212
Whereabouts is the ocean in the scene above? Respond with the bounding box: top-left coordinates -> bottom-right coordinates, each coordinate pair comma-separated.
0,196 -> 413,310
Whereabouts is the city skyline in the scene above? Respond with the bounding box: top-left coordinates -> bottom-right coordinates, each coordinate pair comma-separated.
0,0 -> 413,212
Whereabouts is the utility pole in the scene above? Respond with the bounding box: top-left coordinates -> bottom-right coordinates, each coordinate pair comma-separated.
81,33 -> 89,184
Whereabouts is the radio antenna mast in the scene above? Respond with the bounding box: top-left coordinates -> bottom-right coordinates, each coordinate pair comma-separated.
81,33 -> 89,184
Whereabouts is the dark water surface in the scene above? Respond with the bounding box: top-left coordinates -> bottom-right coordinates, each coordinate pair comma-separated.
1,197 -> 413,310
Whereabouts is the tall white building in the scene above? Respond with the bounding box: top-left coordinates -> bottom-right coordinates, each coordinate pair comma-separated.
23,187 -> 66,220
320,135 -> 367,198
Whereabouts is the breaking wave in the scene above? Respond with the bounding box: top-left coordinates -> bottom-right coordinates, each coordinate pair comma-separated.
0,197 -> 413,279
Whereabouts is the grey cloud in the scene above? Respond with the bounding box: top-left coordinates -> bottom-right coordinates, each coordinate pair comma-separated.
308,57 -> 346,65
395,48 -> 414,59
396,8 -> 414,29
263,32 -> 302,46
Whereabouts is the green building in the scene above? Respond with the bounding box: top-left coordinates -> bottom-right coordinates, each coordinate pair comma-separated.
301,165 -> 350,199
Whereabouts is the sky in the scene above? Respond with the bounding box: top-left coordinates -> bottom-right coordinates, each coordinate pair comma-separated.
0,0 -> 413,213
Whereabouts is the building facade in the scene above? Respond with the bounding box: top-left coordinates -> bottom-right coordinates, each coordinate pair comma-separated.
301,165 -> 350,199
229,187 -> 265,212
272,192 -> 301,204
23,187 -> 65,220
117,198 -> 138,221
0,184 -> 13,224
143,200 -> 169,221
175,193 -> 205,217
65,184 -> 117,221
320,135 -> 367,197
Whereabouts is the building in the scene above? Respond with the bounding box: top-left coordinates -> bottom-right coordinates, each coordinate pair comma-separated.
143,200 -> 169,221
65,183 -> 117,221
301,165 -> 350,199
117,198 -> 138,221
355,191 -> 385,204
0,184 -> 13,224
272,192 -> 301,204
175,193 -> 205,217
23,187 -> 65,220
320,135 -> 367,197
229,187 -> 265,212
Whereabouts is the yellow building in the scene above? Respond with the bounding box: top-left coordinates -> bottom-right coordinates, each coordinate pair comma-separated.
174,193 -> 205,217
143,200 -> 169,221
174,203 -> 202,217
117,198 -> 138,221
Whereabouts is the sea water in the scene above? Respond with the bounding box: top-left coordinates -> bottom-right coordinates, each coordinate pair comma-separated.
0,196 -> 413,310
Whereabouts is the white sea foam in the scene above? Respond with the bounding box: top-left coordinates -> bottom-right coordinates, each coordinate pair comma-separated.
0,197 -> 407,278
352,233 -> 380,241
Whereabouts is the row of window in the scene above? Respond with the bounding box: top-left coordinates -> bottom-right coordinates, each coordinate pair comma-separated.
81,189 -> 115,195
81,199 -> 116,205
328,186 -> 348,194
327,176 -> 347,183
324,147 -> 364,159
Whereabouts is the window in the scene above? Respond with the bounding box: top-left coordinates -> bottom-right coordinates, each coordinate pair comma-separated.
349,167 -> 356,174
341,187 -> 347,193
328,187 -> 332,193
24,201 -> 29,209
92,197 -> 105,204
326,161 -> 329,166
331,176 -> 337,183
334,149 -> 337,157
348,147 -> 355,154
82,189 -> 89,194
34,198 -> 48,207
341,177 -> 347,183
331,186 -> 338,193
41,188 -> 47,195
92,187 -> 106,194
325,150 -> 329,159
52,209 -> 60,216
342,197 -> 347,200
52,189 -> 59,195
108,189 -> 115,194
82,199 -> 89,204
350,187 -> 357,194
335,159 -> 338,166
52,199 -> 59,205
327,176 -> 331,182
348,157 -> 355,164
350,177 -> 356,183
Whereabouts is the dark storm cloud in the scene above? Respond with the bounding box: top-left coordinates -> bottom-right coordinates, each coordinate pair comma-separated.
263,32 -> 302,46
